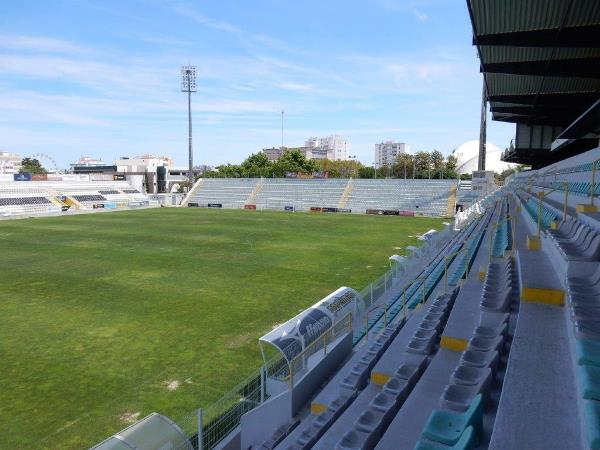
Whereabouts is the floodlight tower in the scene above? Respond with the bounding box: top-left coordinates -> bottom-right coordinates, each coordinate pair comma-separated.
181,66 -> 196,186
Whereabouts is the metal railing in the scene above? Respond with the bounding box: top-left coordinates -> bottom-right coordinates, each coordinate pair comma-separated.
357,225 -> 454,313
288,312 -> 354,389
444,247 -> 469,292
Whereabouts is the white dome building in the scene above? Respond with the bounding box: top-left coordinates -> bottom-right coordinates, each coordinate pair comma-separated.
452,140 -> 516,175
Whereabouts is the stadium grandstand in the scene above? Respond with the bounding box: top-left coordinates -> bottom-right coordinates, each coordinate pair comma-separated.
181,178 -> 460,217
86,1 -> 600,449
0,179 -> 152,218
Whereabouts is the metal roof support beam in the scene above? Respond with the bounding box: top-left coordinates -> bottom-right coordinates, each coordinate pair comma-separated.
474,25 -> 600,48
488,92 -> 600,107
482,58 -> 600,78
478,80 -> 487,171
557,99 -> 600,139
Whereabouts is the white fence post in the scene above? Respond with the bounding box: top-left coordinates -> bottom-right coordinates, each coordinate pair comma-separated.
197,408 -> 204,450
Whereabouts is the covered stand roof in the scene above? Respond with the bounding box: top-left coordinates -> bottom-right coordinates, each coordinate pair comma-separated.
467,0 -> 600,166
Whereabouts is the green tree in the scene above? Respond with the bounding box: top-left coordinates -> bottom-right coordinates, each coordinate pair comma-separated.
241,152 -> 274,177
430,150 -> 444,171
358,166 -> 376,179
413,151 -> 431,178
20,157 -> 47,174
314,159 -> 363,178
445,154 -> 458,173
273,150 -> 316,177
494,168 -> 518,184
204,164 -> 244,178
393,153 -> 414,178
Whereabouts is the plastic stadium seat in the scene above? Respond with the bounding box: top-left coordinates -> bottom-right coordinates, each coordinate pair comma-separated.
585,400 -> 600,450
335,429 -> 374,450
460,349 -> 499,375
313,409 -> 335,429
473,322 -> 507,339
295,423 -> 320,448
383,377 -> 411,402
369,392 -> 398,427
440,383 -> 486,412
576,340 -> 600,367
571,305 -> 600,323
569,264 -> 600,287
354,408 -> 384,435
407,334 -> 437,355
570,280 -> 600,296
468,335 -> 504,353
422,395 -> 483,445
450,366 -> 492,390
579,365 -> 600,400
575,320 -> 600,341
414,426 -> 476,450
394,357 -> 427,387
367,341 -> 385,358
341,372 -> 364,391
328,392 -> 356,415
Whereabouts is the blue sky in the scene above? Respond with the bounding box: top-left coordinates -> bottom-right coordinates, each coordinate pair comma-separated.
0,0 -> 514,168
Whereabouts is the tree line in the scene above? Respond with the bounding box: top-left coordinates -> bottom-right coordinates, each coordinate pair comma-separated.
203,149 -> 460,179
19,158 -> 47,174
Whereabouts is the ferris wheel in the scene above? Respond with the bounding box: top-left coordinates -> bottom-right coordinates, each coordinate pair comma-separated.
28,153 -> 60,173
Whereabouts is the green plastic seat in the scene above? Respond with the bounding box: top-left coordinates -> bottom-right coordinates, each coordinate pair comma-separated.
421,395 -> 483,445
414,426 -> 476,450
576,340 -> 600,367
585,400 -> 600,450
579,365 -> 600,401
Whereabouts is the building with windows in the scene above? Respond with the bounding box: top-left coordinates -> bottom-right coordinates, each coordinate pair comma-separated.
374,141 -> 409,168
262,136 -> 349,162
0,151 -> 22,174
263,146 -> 335,162
305,135 -> 349,161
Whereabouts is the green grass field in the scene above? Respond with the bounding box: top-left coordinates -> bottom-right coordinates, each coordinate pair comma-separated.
0,208 -> 444,449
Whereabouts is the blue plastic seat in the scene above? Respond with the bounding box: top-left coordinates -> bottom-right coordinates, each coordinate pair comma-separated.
585,400 -> 600,450
576,339 -> 600,367
414,426 -> 476,450
580,365 -> 600,400
421,395 -> 482,445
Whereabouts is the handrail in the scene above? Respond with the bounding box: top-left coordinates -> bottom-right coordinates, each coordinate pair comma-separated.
443,247 -> 469,293
590,157 -> 600,208
287,312 -> 353,389
364,304 -> 389,342
489,214 -> 512,264
537,181 -> 570,223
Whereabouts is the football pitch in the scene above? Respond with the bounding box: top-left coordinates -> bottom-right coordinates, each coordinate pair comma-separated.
0,208 -> 445,449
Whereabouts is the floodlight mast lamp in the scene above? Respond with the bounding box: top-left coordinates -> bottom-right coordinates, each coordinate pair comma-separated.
181,66 -> 196,186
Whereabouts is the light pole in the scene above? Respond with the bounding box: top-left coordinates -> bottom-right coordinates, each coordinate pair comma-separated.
428,155 -> 431,180
348,155 -> 357,178
281,110 -> 285,150
181,66 -> 196,186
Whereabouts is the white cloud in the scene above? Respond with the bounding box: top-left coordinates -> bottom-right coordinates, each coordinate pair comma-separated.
279,82 -> 315,93
413,8 -> 428,21
171,4 -> 241,34
0,33 -> 85,53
